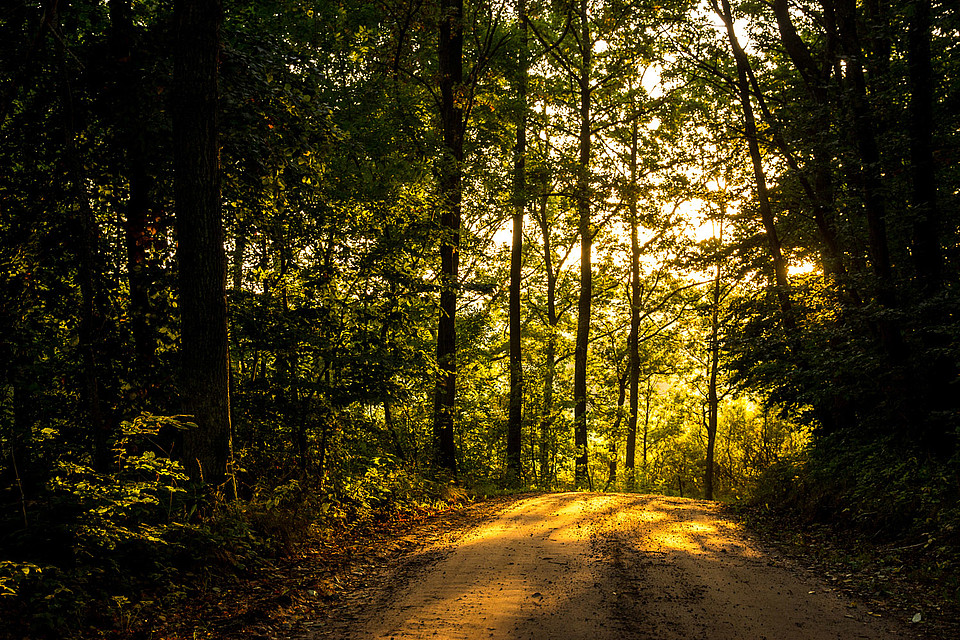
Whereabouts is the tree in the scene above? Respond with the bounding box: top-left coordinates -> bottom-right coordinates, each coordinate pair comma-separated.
569,0 -> 595,488
529,126 -> 579,488
430,0 -> 507,476
711,0 -> 794,331
528,0 -> 646,488
110,0 -> 159,383
699,207 -> 734,500
506,0 -> 528,483
173,0 -> 234,488
433,0 -> 464,476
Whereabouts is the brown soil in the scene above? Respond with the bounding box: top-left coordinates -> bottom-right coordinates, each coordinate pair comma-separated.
296,493 -> 925,640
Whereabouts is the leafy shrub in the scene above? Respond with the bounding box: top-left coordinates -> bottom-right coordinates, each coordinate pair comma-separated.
329,455 -> 448,523
0,414 -> 196,635
1,413 -> 462,638
751,433 -> 960,544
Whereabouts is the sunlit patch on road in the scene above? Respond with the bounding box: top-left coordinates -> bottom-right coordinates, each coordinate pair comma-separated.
310,493 -> 911,640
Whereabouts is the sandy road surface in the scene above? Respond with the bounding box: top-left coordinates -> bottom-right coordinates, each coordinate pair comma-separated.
305,493 -> 917,640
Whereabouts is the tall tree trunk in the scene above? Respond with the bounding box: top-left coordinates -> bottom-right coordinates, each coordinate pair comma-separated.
906,0 -> 941,291
834,0 -> 892,289
506,0 -> 527,483
704,221 -> 724,501
573,0 -> 592,489
110,0 -> 156,380
433,0 -> 463,475
56,4 -> 111,471
173,0 -> 233,489
271,196 -> 301,469
715,0 -> 794,331
537,184 -> 557,489
772,0 -> 870,436
642,377 -> 652,474
625,320 -> 638,484
541,332 -> 555,486
906,0 -> 952,453
605,369 -> 628,491
772,0 -> 849,290
75,157 -> 110,473
862,0 -> 891,97
833,0 -> 903,359
625,114 -> 640,489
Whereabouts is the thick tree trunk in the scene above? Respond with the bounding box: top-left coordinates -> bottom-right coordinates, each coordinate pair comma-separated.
541,333 -> 555,486
906,0 -> 952,453
642,378 -> 652,474
573,0 -> 592,489
625,321 -> 638,479
834,0 -> 892,289
173,0 -> 233,488
76,181 -> 110,472
506,0 -> 527,483
433,0 -> 463,475
862,0 -> 891,94
606,370 -> 628,491
773,0 -> 822,94
809,154 -> 848,286
772,0 -> 849,290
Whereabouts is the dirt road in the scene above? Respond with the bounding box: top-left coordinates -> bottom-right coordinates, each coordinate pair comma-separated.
304,493 -> 918,640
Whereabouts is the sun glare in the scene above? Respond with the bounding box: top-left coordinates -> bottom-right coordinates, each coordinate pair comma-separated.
788,260 -> 817,276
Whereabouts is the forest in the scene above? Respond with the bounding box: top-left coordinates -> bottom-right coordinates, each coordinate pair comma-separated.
1,0 -> 958,637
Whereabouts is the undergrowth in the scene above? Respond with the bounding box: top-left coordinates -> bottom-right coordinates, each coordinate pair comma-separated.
741,433 -> 960,620
0,414 -> 464,639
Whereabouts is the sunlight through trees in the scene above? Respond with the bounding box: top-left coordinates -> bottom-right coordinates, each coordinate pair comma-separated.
1,0 -> 958,634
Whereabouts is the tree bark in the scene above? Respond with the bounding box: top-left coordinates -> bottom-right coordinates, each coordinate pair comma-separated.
573,0 -> 592,489
173,0 -> 233,488
705,222 -> 723,501
55,2 -> 111,472
625,113 -> 640,489
834,0 -> 892,287
772,0 -> 849,289
110,0 -> 157,378
433,0 -> 464,475
541,331 -> 556,486
606,369 -> 628,490
536,176 -> 557,489
506,0 -> 527,483
906,0 -> 952,452
642,377 -> 652,474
